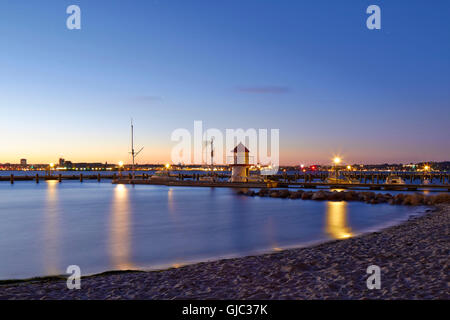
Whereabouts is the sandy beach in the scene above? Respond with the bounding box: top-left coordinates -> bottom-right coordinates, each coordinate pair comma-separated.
0,203 -> 448,300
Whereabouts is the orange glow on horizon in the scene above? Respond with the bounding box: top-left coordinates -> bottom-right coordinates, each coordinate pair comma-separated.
1,144 -> 447,166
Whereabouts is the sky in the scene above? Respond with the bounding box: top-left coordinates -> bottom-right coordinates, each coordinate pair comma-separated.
0,0 -> 449,165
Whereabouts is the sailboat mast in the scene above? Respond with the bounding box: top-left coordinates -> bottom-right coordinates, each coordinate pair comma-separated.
210,138 -> 214,167
129,119 -> 144,180
131,120 -> 135,177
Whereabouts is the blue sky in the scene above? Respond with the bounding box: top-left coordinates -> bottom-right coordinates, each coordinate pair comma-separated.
0,0 -> 449,165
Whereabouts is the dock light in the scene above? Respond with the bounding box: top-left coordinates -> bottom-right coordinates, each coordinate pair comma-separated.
165,163 -> 171,169
347,165 -> 351,170
118,161 -> 124,167
49,163 -> 54,168
333,157 -> 341,165
424,165 -> 430,171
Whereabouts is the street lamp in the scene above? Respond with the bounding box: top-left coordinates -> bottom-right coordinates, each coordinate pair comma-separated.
118,161 -> 124,177
333,157 -> 341,179
47,163 -> 55,177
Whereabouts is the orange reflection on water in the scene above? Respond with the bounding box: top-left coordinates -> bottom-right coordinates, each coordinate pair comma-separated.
43,180 -> 61,275
265,217 -> 282,252
109,184 -> 134,270
325,201 -> 353,239
167,188 -> 177,220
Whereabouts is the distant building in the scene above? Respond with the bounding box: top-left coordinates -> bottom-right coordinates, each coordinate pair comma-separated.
64,161 -> 73,169
20,159 -> 27,166
72,162 -> 105,170
59,158 -> 65,167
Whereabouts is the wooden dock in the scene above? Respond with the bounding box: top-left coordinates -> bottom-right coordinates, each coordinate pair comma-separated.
0,173 -> 117,183
277,182 -> 450,192
1,172 -> 449,192
112,179 -> 276,189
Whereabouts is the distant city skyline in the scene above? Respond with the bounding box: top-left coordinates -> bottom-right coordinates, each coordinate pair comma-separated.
1,156 -> 448,167
1,1 -> 449,165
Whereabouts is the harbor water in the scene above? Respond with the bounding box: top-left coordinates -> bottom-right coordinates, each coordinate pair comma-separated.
0,180 -> 424,280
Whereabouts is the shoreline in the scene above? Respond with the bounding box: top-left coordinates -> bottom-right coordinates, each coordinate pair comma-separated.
0,204 -> 428,285
0,204 -> 448,299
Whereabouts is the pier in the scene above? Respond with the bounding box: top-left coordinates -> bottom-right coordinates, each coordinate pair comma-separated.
112,178 -> 276,189
111,179 -> 449,192
277,182 -> 450,192
1,171 -> 449,192
111,170 -> 450,192
0,173 -> 118,183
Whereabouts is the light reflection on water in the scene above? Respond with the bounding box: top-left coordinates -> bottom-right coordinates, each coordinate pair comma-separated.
0,181 -> 421,280
44,180 -> 60,275
326,202 -> 353,240
109,184 -> 133,270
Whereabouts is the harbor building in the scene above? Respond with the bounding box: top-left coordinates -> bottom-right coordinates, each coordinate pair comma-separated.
230,143 -> 251,182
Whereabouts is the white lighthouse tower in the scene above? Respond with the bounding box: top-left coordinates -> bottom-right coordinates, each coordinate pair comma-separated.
230,142 -> 251,182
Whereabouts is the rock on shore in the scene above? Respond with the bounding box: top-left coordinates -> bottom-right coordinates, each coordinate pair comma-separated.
238,189 -> 450,206
0,204 -> 448,300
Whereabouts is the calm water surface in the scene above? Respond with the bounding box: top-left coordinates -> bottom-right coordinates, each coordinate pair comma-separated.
0,181 -> 422,280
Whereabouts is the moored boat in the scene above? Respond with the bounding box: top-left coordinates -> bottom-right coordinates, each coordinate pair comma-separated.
150,171 -> 178,182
